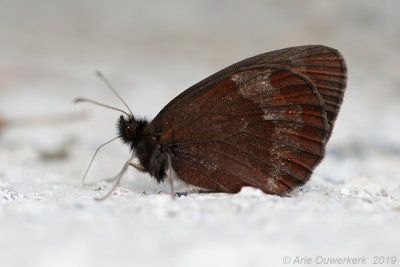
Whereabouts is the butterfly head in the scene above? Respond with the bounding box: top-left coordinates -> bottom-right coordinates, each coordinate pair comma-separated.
118,115 -> 138,142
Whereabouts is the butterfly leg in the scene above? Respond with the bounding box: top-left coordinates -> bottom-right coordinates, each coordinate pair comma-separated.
166,154 -> 175,199
105,157 -> 144,183
128,162 -> 145,171
95,155 -> 134,201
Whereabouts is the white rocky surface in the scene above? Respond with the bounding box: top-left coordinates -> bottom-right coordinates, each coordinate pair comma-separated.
1,1 -> 399,267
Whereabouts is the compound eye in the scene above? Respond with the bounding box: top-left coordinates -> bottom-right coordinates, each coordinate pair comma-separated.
125,123 -> 136,139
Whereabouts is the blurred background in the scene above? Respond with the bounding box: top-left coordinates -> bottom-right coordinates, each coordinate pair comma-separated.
1,1 -> 399,267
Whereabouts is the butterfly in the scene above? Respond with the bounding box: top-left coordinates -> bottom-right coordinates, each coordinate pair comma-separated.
76,45 -> 347,200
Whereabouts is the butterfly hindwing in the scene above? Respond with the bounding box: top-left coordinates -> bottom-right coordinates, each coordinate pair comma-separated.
152,63 -> 331,194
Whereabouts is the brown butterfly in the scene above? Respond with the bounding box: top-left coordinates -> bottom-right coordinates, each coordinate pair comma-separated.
76,45 -> 347,200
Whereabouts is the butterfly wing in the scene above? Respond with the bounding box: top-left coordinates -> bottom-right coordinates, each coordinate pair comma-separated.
247,45 -> 347,133
151,46 -> 346,194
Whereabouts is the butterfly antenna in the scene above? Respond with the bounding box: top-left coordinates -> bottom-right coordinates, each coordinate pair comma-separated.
81,136 -> 120,185
95,71 -> 134,117
74,98 -> 130,117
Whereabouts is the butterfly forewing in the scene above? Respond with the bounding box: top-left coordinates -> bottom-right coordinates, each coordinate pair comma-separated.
154,45 -> 346,136
152,62 -> 331,194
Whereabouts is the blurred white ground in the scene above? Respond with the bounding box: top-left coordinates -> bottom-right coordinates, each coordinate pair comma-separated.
1,1 -> 400,267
